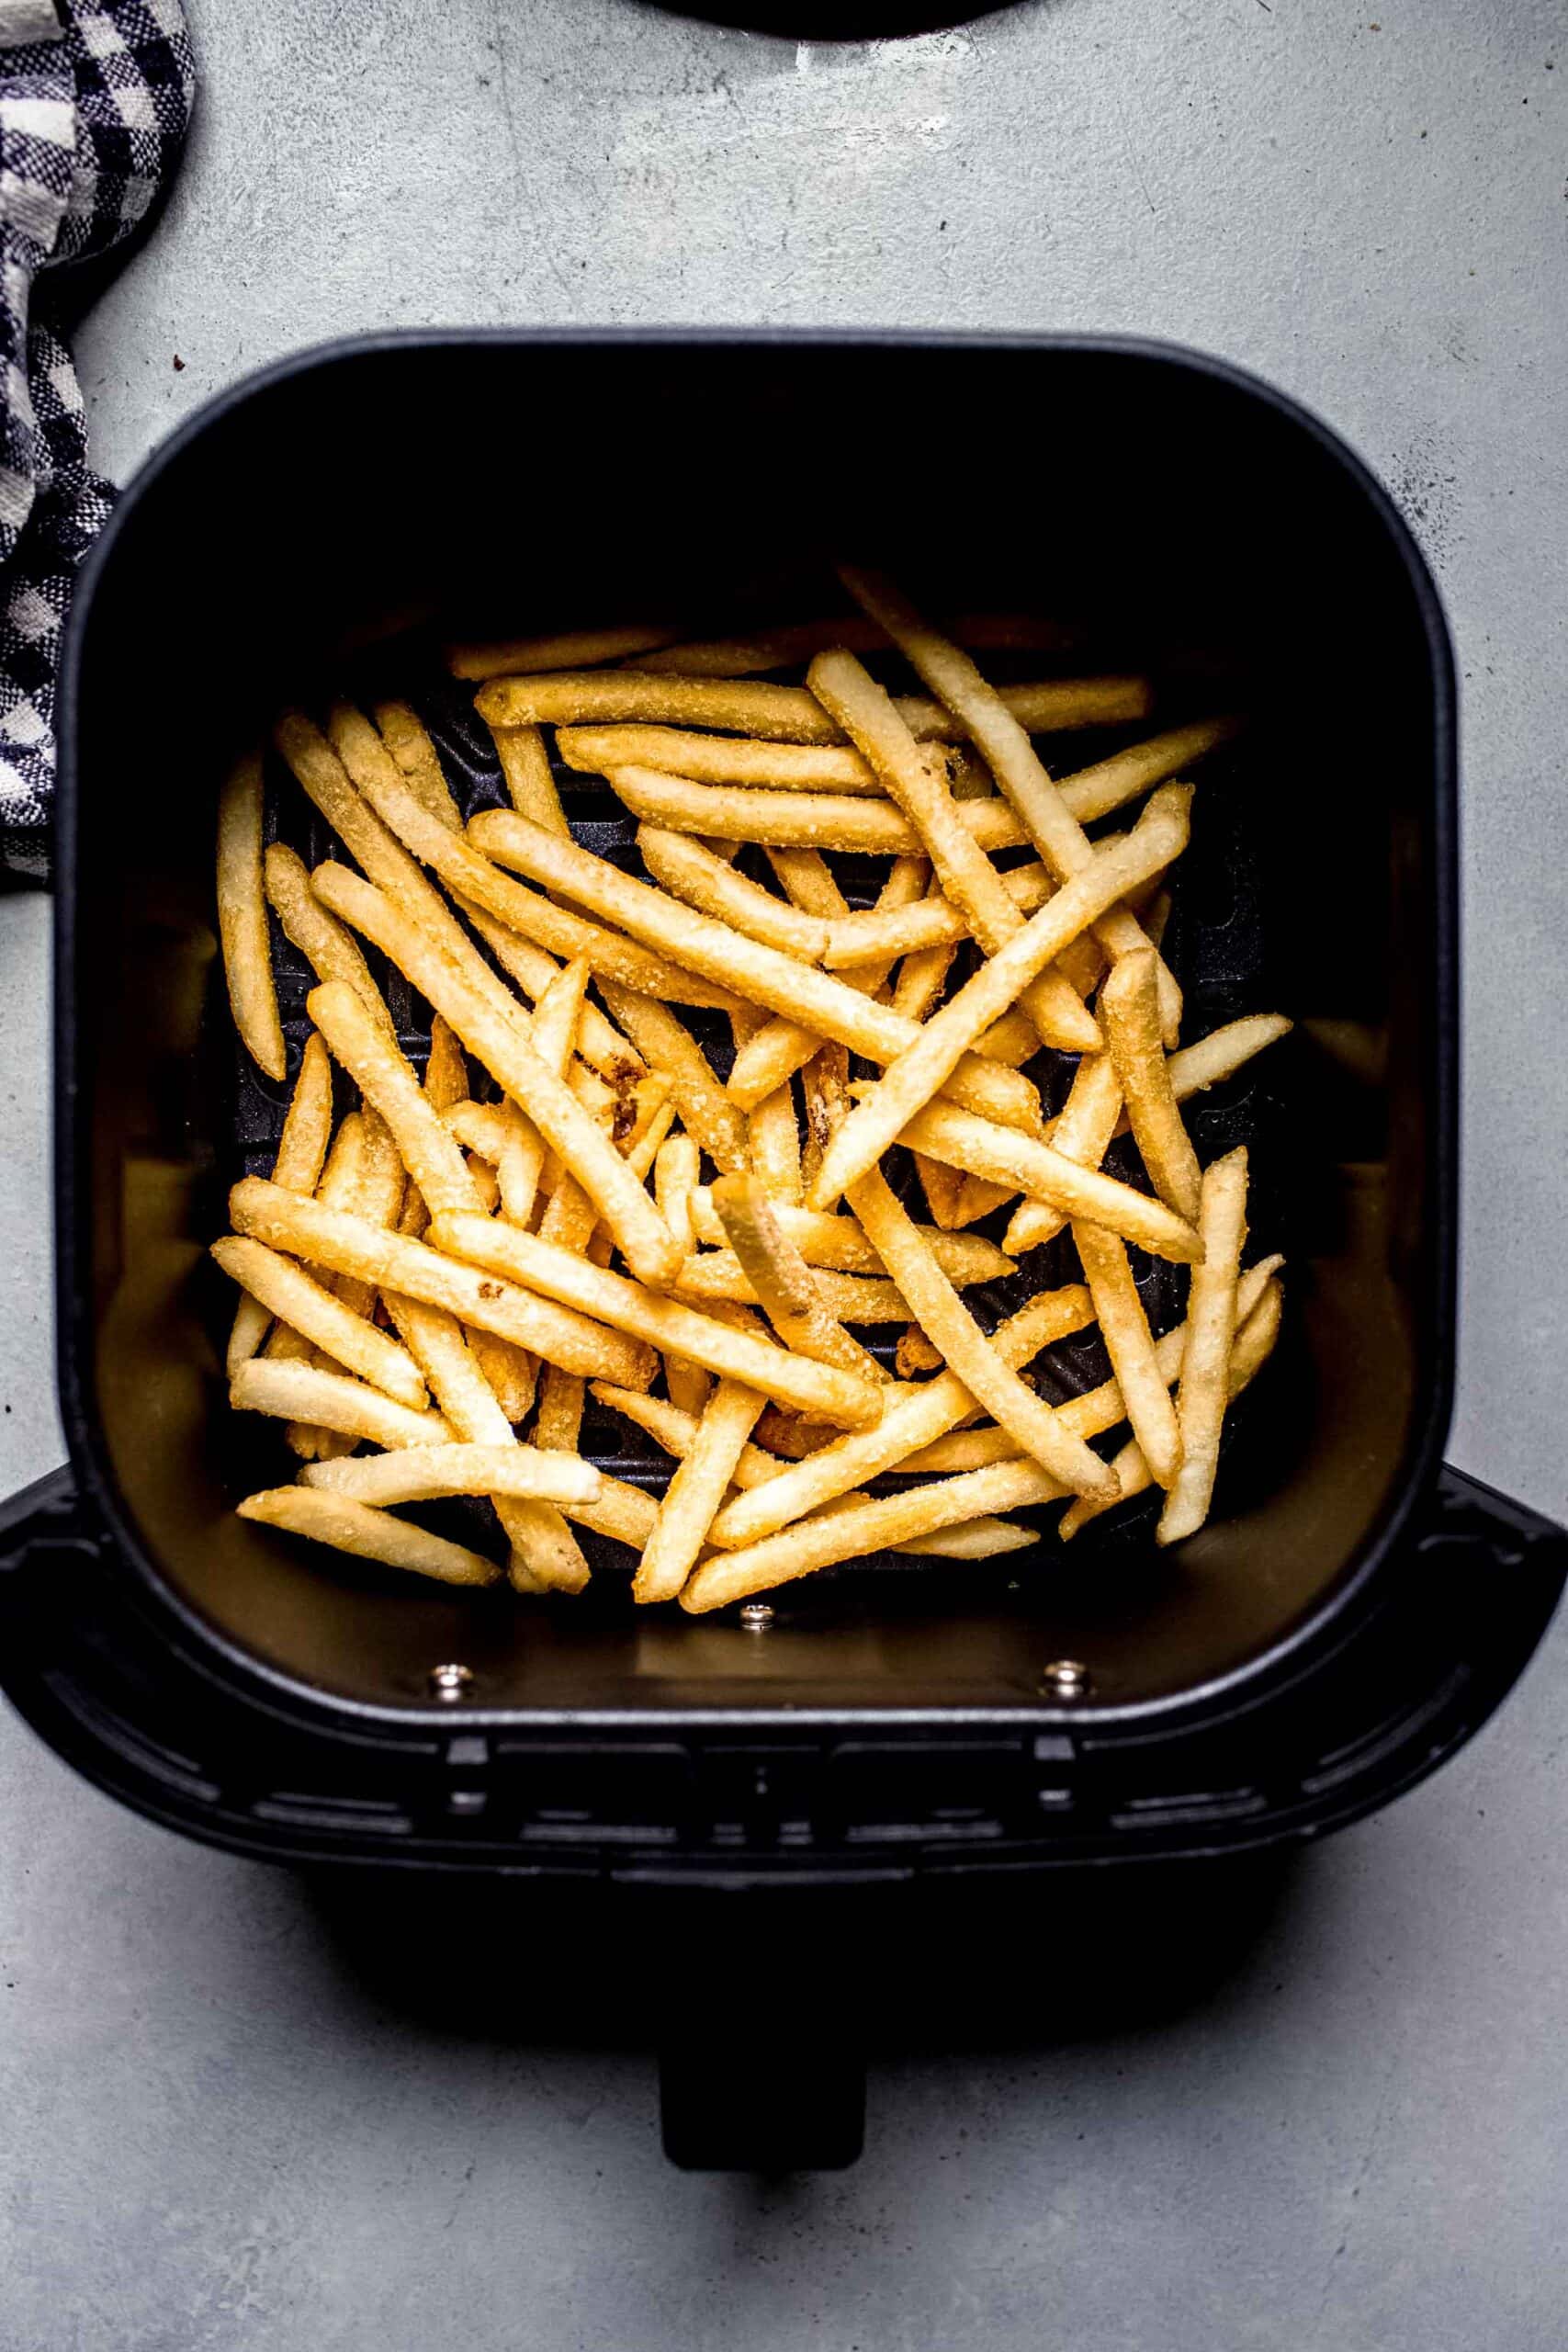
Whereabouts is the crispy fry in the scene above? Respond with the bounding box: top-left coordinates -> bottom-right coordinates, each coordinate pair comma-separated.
498,954 -> 589,1227
709,1172 -> 887,1381
216,749 -> 285,1080
265,1110 -> 371,1365
1151,1014 -> 1294,1123
423,1012 -> 469,1112
491,721 -> 570,834
466,1329 -> 537,1424
1158,1148 -> 1250,1544
634,1377 -> 767,1604
686,1191 -> 1013,1283
838,570 -> 1180,1039
560,725 -> 892,794
476,670 -> 1149,742
637,826 -> 831,962
373,699 -> 463,831
896,1518 -> 1036,1560
1072,1222 -> 1182,1488
562,1473 -> 660,1551
1005,1053 -> 1125,1255
238,1486 -> 502,1587
915,1154 -> 967,1230
279,1106 -> 406,1459
448,624 -> 685,680
1100,947 -> 1202,1223
603,766 -> 1032,854
262,842 -> 398,1040
231,1356 -> 451,1450
1060,717 -> 1241,822
227,1034 -> 333,1374
310,980 -> 484,1221
532,1363 -> 587,1453
822,859 -> 1055,967
590,1382 -> 784,1492
675,1250 -> 909,1324
299,1443 -> 601,1507
213,1237 -> 430,1410
797,1042 -> 847,1194
898,1100 -> 1202,1264
430,1212 -> 885,1430
896,1324 -> 944,1376
597,983 -> 750,1174
452,905 -> 654,1073
806,789 -> 1192,1210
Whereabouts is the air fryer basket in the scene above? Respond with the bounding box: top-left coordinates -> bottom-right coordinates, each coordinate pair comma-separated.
2,334 -> 1561,1865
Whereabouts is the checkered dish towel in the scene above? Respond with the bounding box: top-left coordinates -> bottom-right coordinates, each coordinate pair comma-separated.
0,0 -> 193,880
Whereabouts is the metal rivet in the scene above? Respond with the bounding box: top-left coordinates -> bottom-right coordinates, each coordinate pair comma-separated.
738,1602 -> 776,1631
428,1662 -> 474,1702
1041,1658 -> 1091,1702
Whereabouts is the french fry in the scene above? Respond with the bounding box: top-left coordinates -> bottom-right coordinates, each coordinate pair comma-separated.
213,1237 -> 430,1410
216,749 -> 285,1080
310,980 -> 485,1222
709,1172 -> 886,1381
1005,1054 -> 1125,1255
822,859 -> 1055,968
896,1325 -> 944,1376
807,650 -> 1099,1056
763,844 -> 851,919
468,808 -> 1046,1137
797,1043 -> 848,1194
467,1329 -> 538,1426
1072,1222 -> 1181,1488
448,624 -> 685,680
311,868 -> 682,1287
635,612 -> 1077,676
1100,947 -> 1202,1223
838,569 -> 1181,1038
915,1154 -> 967,1231
603,766 -> 1031,854
896,1518 -> 1036,1560
633,1377 -> 767,1604
373,700 -> 464,831
423,1012 -> 469,1112
429,1212 -> 886,1430
476,670 -> 1149,742
498,954 -> 589,1227
299,1443 -> 601,1507
562,1473 -> 660,1551
238,1486 -> 502,1588
1062,1277 -> 1281,1539
897,1100 -> 1203,1264
844,1171 -> 1116,1501
230,1356 -> 452,1450
279,1105 -> 406,1459
595,982 -> 750,1174
1158,1148 -> 1249,1544
451,902 -> 652,1073
590,1381 -> 785,1492
750,1073 -> 805,1204
653,1129 -> 704,1390
227,1034 -> 333,1374
1151,1014 -> 1294,1124
806,789 -> 1192,1210
752,1408 -> 838,1459
265,1109 -> 371,1367
262,843 -> 398,1040
559,724 -> 892,794
686,1191 -> 1013,1283
230,1179 -> 658,1388
491,721 -> 570,834
532,1363 -> 587,1453
637,826 -> 831,963
1060,717 -> 1241,823
675,1250 -> 909,1324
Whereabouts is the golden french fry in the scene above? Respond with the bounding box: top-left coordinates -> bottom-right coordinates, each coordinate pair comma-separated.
654,1134 -> 701,1257
476,670 -> 1149,742
590,1382 -> 783,1493
709,1172 -> 887,1381
500,954 -> 589,1227
633,1377 -> 767,1604
216,748 -> 285,1080
635,612 -> 1077,676
279,1105 -> 406,1459
424,1012 -> 469,1112
227,1033 -> 333,1375
446,1102 -> 515,1164
1062,1278 -> 1281,1539
1151,1014 -> 1294,1124
373,700 -> 464,831
896,1324 -> 944,1376
806,789 -> 1192,1210
262,842 -> 398,1041
466,1329 -> 538,1425
947,1177 -> 1019,1228
1028,715 -> 1241,824
898,1100 -> 1202,1264
596,983 -> 750,1174
310,980 -> 485,1221
675,1251 -> 909,1324
763,845 -> 851,918
559,724 -> 892,794
533,1363 -> 586,1453
238,1486 -> 502,1587
1100,947 -> 1202,1224
845,1170 -> 1117,1500
895,1518 -> 1036,1560
231,1356 -> 452,1450
807,650 -> 1099,1057
751,1073 -> 806,1204
797,1042 -> 848,1195
265,1109 -> 371,1367
453,903 -> 651,1073
892,922 -> 957,1023
838,570 -> 1180,1039
491,721 -> 570,835
213,1236 -> 431,1410
299,1442 -> 601,1507
637,826 -> 831,963
230,1178 -> 658,1388
752,1408 -> 838,1459
687,1192 -> 1014,1283
822,859 -> 1054,967
448,624 -> 685,680
915,1153 -> 967,1231
603,766 -> 1031,854
561,1473 -> 660,1550
468,808 -> 1046,1137
1072,1222 -> 1182,1488
429,1211 -> 886,1430
1158,1148 -> 1250,1544
1005,1054 -> 1125,1255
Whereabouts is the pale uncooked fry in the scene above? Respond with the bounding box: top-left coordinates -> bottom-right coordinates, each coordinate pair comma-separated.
898,1101 -> 1202,1264
823,859 -> 1055,968
1099,947 -> 1202,1224
634,1377 -> 767,1605
709,1173 -> 886,1382
213,1237 -> 430,1410
216,748 -> 285,1080
227,1034 -> 333,1374
1072,1222 -> 1182,1488
448,624 -> 685,680
230,1179 -> 657,1387
476,670 -> 1149,742
807,650 -> 1099,1057
468,810 -> 1045,1139
373,700 -> 464,830
635,613 -> 1077,676
1061,1278 -> 1282,1540
590,1381 -> 785,1492
1005,1054 -> 1125,1256
313,869 -> 682,1288
597,982 -> 750,1175
299,1442 -> 601,1508
845,1171 -> 1116,1501
238,1486 -> 502,1588
806,789 -> 1192,1210
560,725 -> 892,794
604,766 -> 1031,854
429,1212 -> 885,1430
310,980 -> 485,1222
491,722 -> 570,835
262,843 -> 398,1041
637,826 -> 831,963
675,1251 -> 910,1324
1038,715 -> 1242,825
1158,1148 -> 1249,1544
231,1356 -> 452,1450
895,1519 -> 1036,1560
686,1191 -> 1013,1283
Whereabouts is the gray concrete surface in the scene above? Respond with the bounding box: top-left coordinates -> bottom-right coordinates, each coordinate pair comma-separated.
1,0 -> 1566,2344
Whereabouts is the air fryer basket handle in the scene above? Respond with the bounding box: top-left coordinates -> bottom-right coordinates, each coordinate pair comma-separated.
0,1462 -> 82,1548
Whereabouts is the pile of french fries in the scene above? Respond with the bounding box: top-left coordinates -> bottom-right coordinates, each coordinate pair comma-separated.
213,568 -> 1290,1613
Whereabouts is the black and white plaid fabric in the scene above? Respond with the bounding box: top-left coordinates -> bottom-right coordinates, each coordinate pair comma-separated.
0,0 -> 193,880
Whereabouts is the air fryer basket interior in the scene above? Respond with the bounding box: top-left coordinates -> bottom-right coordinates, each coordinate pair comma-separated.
61,337 -> 1450,1717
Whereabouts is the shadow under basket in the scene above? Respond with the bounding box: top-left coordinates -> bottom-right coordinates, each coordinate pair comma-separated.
3,333 -> 1562,2168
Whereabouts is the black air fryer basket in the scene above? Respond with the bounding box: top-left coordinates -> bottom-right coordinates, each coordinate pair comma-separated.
2,334 -> 1562,2165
